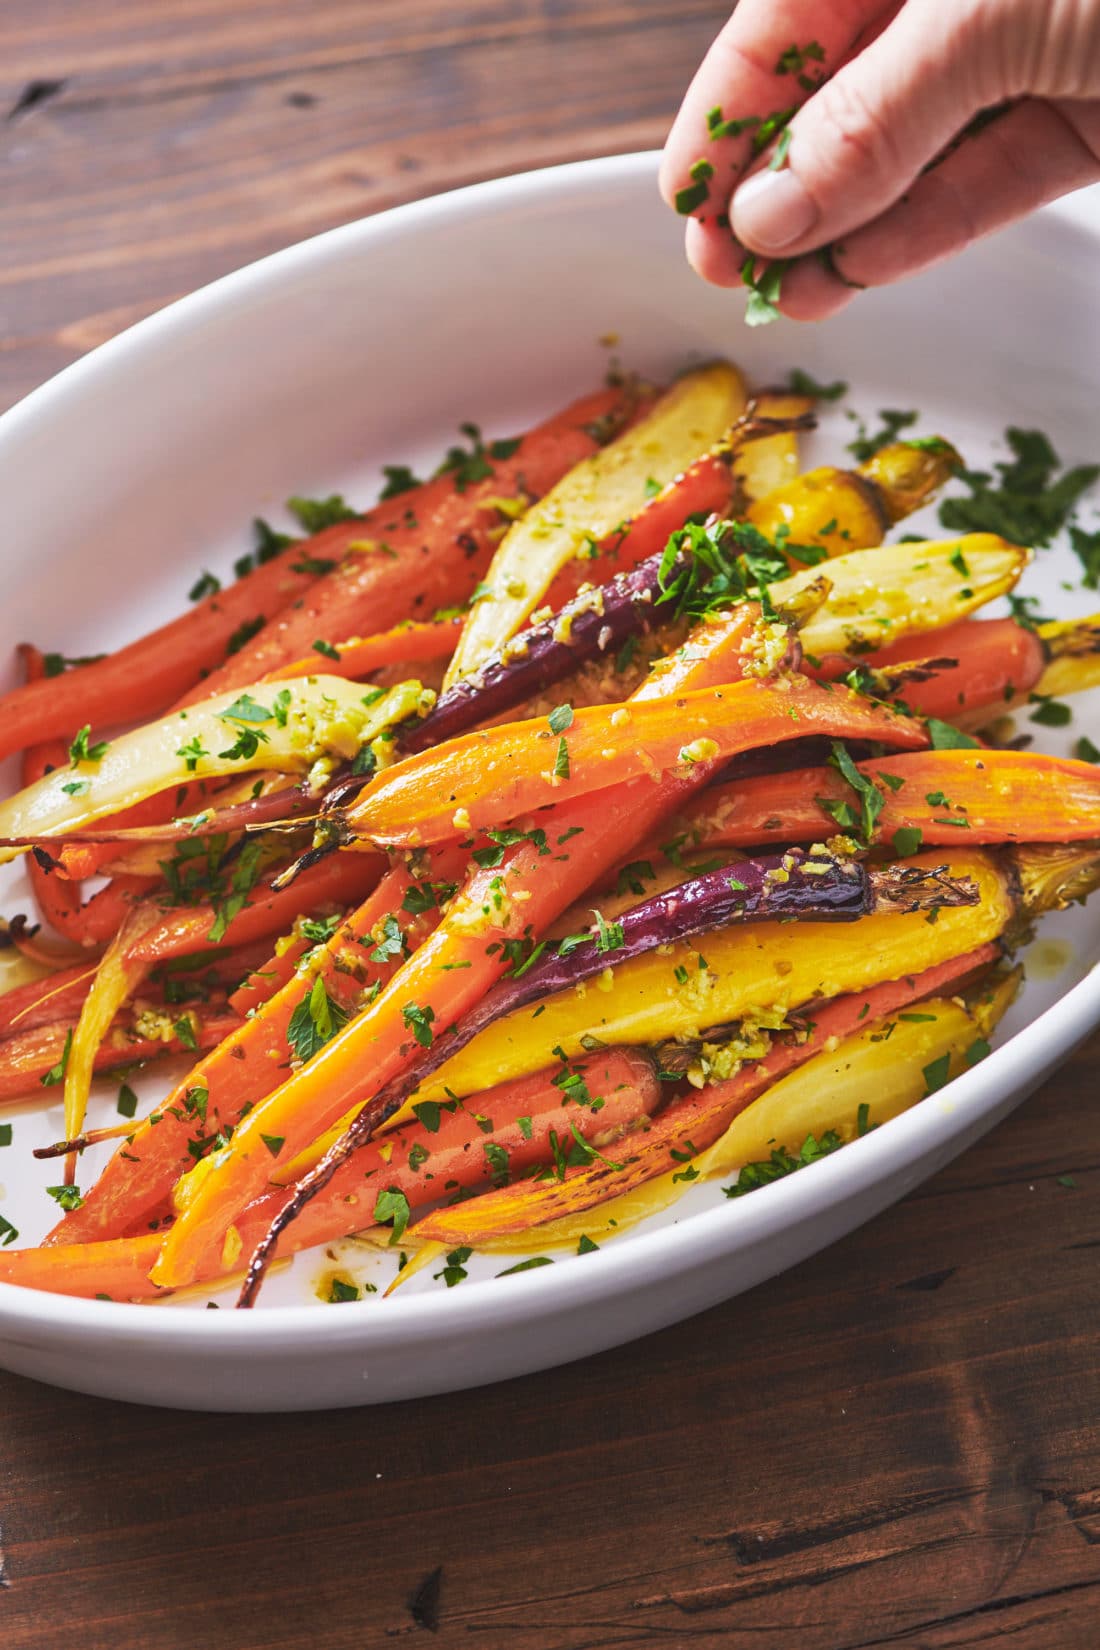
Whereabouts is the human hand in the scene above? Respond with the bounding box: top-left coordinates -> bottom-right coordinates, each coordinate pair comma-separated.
660,0 -> 1100,322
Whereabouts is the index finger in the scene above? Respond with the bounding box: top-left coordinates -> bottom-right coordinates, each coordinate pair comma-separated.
659,0 -> 887,219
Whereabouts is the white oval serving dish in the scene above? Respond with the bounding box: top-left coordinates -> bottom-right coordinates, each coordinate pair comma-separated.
0,153 -> 1097,1410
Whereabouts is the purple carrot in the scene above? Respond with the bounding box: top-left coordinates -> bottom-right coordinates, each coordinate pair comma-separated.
401,550 -> 680,752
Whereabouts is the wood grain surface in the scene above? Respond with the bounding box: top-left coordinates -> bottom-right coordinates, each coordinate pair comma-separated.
1,5 -> 1098,1647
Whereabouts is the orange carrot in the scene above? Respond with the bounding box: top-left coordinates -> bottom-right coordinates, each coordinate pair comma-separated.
1,1049 -> 660,1300
180,387 -> 639,701
345,675 -> 927,847
267,616 -> 464,684
670,748 -> 1100,853
0,1006 -> 240,1104
0,549 -> 331,763
809,616 -> 1045,722
412,946 -> 1000,1242
47,845 -> 468,1246
122,851 -> 383,965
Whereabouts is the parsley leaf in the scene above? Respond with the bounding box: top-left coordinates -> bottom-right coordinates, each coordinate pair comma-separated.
286,494 -> 358,533
287,976 -> 349,1063
401,1001 -> 435,1048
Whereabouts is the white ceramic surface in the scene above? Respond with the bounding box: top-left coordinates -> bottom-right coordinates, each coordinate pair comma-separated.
0,153 -> 1097,1411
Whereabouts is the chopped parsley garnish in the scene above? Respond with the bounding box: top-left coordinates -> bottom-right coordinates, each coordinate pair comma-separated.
176,735 -> 208,772
369,913 -> 407,964
42,651 -> 106,677
1074,736 -> 1100,763
741,254 -> 788,327
286,494 -> 358,533
769,125 -> 793,170
0,1124 -> 11,1148
225,615 -> 265,656
40,1029 -> 73,1087
593,909 -> 625,953
434,1246 -> 473,1287
1069,524 -> 1100,589
373,1186 -> 411,1243
434,423 -> 514,492
312,638 -> 341,660
188,570 -> 221,602
327,1278 -> 360,1303
788,367 -> 848,401
577,1234 -> 600,1255
846,409 -> 917,462
287,976 -> 349,1063
207,839 -> 264,943
926,718 -> 981,751
46,1184 -> 84,1211
553,737 -> 571,780
892,825 -> 923,857
379,463 -> 422,500
117,1083 -> 139,1120
816,741 -> 883,844
0,1213 -> 18,1246
68,726 -> 109,765
260,1134 -> 285,1157
1029,696 -> 1072,728
401,1001 -> 435,1048
723,1128 -> 844,1197
706,105 -> 760,141
548,703 -> 574,735
775,39 -> 825,85
674,157 -> 714,215
938,428 -> 1099,547
922,1053 -> 952,1095
496,1255 -> 554,1276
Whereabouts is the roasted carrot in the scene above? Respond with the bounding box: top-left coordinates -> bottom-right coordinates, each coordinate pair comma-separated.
47,845 -> 468,1246
0,549 -> 333,764
267,616 -> 465,684
411,947 -> 997,1244
0,1006 -> 241,1104
0,1049 -> 660,1299
344,675 -> 927,848
122,851 -> 383,965
668,749 -> 1100,853
183,387 -> 638,700
810,616 -> 1046,723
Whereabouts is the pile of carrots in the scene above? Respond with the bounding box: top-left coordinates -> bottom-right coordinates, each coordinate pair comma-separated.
0,359 -> 1097,1308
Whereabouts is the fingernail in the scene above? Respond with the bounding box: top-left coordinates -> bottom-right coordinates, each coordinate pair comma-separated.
732,169 -> 818,251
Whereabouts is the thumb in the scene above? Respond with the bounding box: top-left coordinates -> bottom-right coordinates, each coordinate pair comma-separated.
730,0 -> 1009,256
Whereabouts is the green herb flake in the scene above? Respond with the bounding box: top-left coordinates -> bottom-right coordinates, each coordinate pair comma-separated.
68,726 -> 109,766
287,975 -> 350,1063
577,1234 -> 599,1255
927,718 -> 981,751
553,737 -> 571,780
922,1053 -> 952,1095
548,703 -> 574,735
401,1000 -> 435,1049
46,1184 -> 84,1211
788,368 -> 847,402
327,1278 -> 360,1303
287,494 -> 358,534
373,1186 -> 411,1243
40,1029 -> 73,1087
496,1255 -> 554,1276
260,1133 -> 285,1157
434,1245 -> 473,1287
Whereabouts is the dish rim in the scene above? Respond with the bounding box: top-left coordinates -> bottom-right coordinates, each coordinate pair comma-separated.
0,149 -> 1096,1346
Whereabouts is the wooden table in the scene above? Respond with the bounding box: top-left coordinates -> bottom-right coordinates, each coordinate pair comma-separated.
1,6 -> 1098,1645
